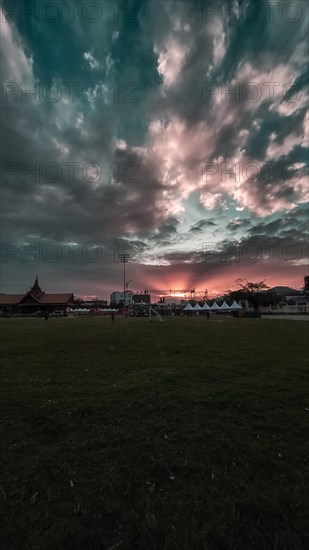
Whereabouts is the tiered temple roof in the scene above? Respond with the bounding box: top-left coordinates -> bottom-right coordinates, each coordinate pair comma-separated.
0,277 -> 74,307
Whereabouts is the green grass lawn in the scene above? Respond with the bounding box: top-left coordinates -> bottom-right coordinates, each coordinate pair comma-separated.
1,316 -> 309,550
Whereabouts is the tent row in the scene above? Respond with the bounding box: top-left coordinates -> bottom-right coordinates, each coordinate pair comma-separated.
183,301 -> 242,312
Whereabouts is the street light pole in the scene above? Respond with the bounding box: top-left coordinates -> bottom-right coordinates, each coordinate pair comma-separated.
118,253 -> 130,313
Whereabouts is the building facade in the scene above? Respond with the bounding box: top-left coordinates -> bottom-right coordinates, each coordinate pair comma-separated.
132,293 -> 150,305
0,277 -> 75,316
110,291 -> 133,306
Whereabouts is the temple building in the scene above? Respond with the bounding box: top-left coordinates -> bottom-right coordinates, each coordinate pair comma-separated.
0,276 -> 75,316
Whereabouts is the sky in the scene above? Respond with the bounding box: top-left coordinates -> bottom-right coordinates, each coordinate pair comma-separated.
1,0 -> 308,299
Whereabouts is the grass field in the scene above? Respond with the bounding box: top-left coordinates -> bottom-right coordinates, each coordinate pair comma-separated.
1,316 -> 309,550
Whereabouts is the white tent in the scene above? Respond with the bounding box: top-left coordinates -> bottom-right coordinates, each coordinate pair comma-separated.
201,302 -> 211,310
183,303 -> 193,311
193,303 -> 202,310
210,301 -> 220,310
220,301 -> 231,311
230,300 -> 242,310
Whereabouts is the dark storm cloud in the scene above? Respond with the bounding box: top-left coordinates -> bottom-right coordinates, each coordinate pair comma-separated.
149,217 -> 179,243
1,0 -> 308,295
217,0 -> 308,75
152,225 -> 309,268
138,0 -> 308,218
226,218 -> 251,231
156,250 -> 199,264
1,0 -> 168,248
190,219 -> 217,232
244,105 -> 307,160
249,205 -> 309,237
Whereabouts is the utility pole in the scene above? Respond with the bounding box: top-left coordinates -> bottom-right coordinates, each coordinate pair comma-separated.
118,253 -> 130,312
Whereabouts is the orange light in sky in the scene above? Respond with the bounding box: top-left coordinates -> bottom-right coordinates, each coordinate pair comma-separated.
158,291 -> 189,298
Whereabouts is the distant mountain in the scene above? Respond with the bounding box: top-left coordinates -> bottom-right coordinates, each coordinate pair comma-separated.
270,286 -> 300,295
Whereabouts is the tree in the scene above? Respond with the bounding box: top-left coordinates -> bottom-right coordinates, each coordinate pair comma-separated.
232,279 -> 270,310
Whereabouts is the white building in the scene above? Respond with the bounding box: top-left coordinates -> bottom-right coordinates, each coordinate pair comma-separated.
110,291 -> 133,306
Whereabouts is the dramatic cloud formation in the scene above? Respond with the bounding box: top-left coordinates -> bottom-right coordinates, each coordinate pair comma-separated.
1,0 -> 308,297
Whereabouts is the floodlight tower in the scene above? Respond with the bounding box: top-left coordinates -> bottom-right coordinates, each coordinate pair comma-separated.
119,253 -> 130,310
